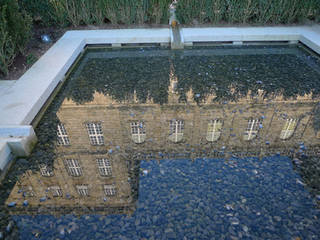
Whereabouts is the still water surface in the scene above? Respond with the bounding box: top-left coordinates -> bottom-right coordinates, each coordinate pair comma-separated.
1,45 -> 320,239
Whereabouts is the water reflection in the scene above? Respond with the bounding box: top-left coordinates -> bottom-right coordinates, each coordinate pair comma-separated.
2,45 -> 320,239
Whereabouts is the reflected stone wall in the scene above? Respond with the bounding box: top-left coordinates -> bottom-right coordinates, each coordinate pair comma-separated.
58,90 -> 319,156
6,45 -> 320,215
6,88 -> 320,214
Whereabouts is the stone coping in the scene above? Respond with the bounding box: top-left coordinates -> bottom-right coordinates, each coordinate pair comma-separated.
181,26 -> 320,54
0,26 -> 320,172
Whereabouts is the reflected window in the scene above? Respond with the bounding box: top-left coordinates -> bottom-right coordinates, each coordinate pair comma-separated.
21,186 -> 34,197
50,186 -> 62,197
40,164 -> 53,177
280,118 -> 297,140
86,122 -> 104,145
206,119 -> 223,142
244,118 -> 262,141
131,121 -> 146,144
76,185 -> 89,196
104,185 -> 116,196
64,159 -> 83,177
97,158 -> 112,176
57,124 -> 70,146
169,119 -> 184,143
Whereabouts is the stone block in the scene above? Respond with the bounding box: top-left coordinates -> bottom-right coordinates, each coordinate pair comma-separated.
0,141 -> 11,170
0,125 -> 37,157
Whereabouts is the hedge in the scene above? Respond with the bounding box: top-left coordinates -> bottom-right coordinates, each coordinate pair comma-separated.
19,0 -> 172,26
175,0 -> 320,24
0,0 -> 32,76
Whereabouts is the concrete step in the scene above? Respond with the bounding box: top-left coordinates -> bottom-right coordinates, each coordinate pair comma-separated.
0,140 -> 12,171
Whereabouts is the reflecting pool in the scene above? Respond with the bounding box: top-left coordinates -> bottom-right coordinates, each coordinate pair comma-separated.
1,45 -> 320,239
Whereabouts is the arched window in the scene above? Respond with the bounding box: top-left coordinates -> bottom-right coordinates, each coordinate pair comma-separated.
130,121 -> 146,143
206,119 -> 223,142
169,119 -> 184,143
244,118 -> 262,141
280,118 -> 297,140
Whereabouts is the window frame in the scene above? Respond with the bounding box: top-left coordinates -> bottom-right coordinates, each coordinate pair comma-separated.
206,119 -> 223,142
85,122 -> 104,146
280,118 -> 297,140
244,118 -> 262,141
103,184 -> 116,196
40,164 -> 54,177
50,186 -> 63,197
169,119 -> 184,143
96,158 -> 112,177
130,121 -> 146,144
57,123 -> 70,146
76,185 -> 89,196
64,159 -> 83,177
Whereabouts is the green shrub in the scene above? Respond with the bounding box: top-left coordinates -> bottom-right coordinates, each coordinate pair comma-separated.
176,0 -> 320,24
0,0 -> 32,76
18,0 -> 54,26
0,6 -> 15,76
19,0 -> 171,27
62,0 -> 171,26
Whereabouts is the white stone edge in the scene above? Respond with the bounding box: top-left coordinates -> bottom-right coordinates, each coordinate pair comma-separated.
181,26 -> 320,54
0,26 -> 320,175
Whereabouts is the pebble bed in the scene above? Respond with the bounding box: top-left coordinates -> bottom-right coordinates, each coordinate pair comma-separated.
1,44 -> 320,239
9,157 -> 320,239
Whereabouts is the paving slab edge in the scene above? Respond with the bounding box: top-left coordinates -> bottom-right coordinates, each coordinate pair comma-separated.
0,26 -> 320,177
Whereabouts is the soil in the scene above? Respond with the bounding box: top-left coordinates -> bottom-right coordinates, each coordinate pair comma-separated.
0,23 -> 167,80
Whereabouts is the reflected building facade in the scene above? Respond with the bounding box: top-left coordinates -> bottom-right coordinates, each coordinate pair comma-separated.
6,46 -> 320,214
7,84 -> 320,214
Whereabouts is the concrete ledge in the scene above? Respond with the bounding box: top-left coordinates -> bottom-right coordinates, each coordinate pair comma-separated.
0,80 -> 17,96
65,28 -> 170,44
0,38 -> 86,125
0,141 -> 11,170
299,29 -> 320,54
181,26 -> 320,54
0,126 -> 37,157
182,27 -> 299,43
